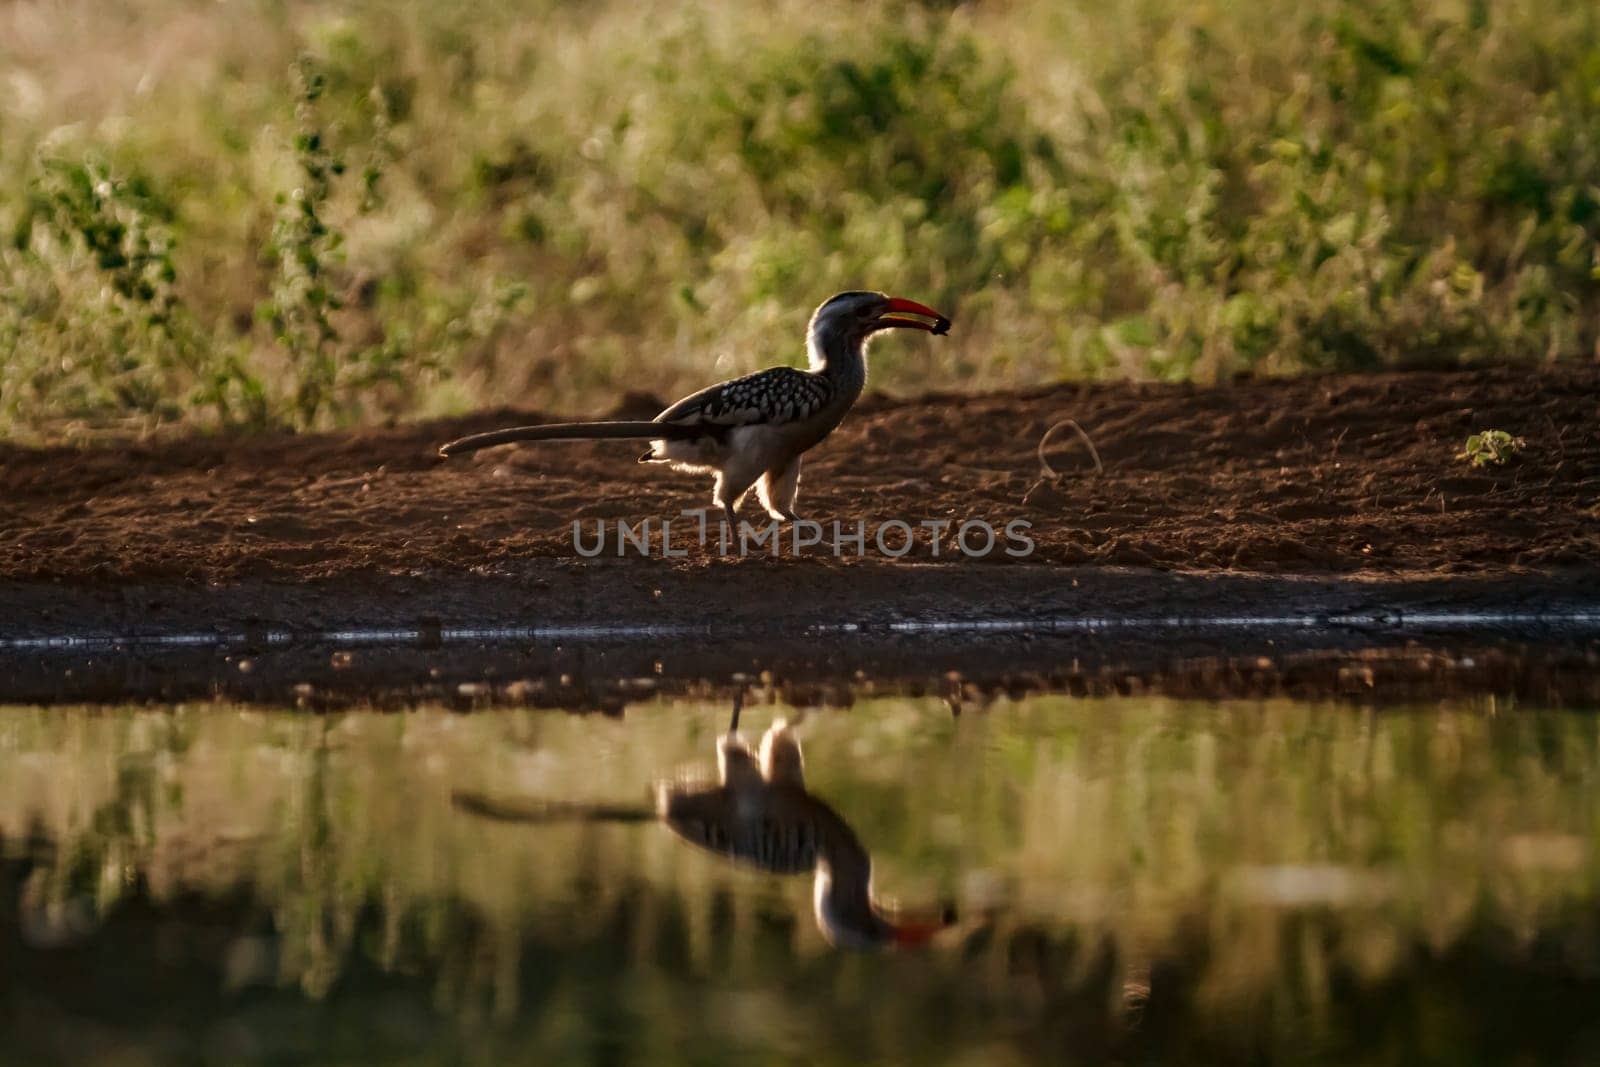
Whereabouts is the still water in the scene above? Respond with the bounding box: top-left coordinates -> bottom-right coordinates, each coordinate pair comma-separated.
2,695 -> 1598,1065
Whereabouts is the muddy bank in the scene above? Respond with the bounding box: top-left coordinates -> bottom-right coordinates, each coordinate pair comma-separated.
1,365 -> 1597,583
2,364 -> 1597,706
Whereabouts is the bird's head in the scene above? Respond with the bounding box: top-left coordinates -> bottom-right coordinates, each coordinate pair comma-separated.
814,854 -> 960,950
807,290 -> 950,366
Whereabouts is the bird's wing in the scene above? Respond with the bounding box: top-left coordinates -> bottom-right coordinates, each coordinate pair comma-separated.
654,367 -> 834,429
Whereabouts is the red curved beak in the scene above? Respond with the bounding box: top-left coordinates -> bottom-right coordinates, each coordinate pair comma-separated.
890,918 -> 949,947
879,296 -> 951,335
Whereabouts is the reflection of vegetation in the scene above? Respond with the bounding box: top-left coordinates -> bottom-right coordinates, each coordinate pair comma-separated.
3,0 -> 1598,437
2,698 -> 1600,1064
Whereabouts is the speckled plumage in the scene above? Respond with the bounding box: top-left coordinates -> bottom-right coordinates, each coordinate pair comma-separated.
655,367 -> 835,428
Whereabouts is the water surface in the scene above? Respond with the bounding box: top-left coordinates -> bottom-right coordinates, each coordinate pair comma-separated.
2,695 -> 1598,1065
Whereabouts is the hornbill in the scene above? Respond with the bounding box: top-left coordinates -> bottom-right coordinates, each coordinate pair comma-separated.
453,701 -> 955,950
437,291 -> 951,524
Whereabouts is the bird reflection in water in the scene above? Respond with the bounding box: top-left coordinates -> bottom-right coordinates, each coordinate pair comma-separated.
454,695 -> 955,950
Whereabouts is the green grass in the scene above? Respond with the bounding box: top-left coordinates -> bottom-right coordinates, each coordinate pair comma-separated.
2,0 -> 1597,439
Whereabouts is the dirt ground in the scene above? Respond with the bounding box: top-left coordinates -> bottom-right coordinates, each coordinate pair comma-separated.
1,364 -> 1596,584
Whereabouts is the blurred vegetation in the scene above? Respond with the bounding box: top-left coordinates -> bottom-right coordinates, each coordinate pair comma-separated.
1,0 -> 1597,438
3,696 -> 1600,1064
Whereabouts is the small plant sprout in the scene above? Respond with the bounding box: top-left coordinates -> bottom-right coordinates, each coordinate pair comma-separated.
1457,430 -> 1526,468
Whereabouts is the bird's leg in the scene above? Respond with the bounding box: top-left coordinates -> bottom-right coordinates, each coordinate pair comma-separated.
758,719 -> 806,788
718,688 -> 759,786
712,472 -> 737,531
712,466 -> 760,534
758,456 -> 803,522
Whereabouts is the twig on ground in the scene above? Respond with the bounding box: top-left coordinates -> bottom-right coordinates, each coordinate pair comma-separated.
1037,418 -> 1104,479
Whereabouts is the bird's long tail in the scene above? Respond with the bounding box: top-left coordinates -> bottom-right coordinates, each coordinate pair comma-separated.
452,790 -> 655,824
438,420 -> 705,457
